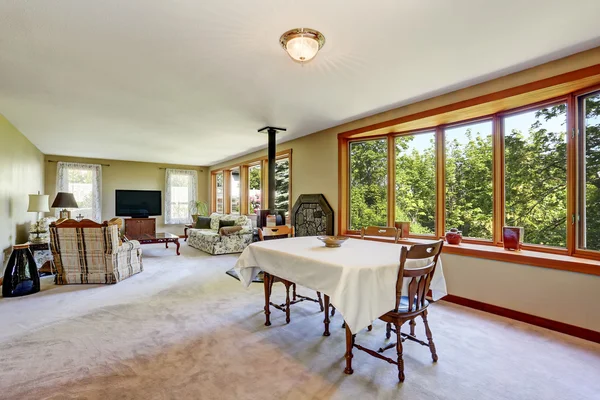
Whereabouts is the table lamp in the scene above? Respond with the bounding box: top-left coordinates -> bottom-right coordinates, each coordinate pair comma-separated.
28,192 -> 50,220
51,192 -> 79,219
28,192 -> 50,241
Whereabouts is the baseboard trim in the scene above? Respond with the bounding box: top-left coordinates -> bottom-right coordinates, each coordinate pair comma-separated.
441,294 -> 600,344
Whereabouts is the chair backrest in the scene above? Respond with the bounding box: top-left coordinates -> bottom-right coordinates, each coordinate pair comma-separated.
49,219 -> 120,255
258,225 -> 294,241
395,240 -> 444,313
361,226 -> 398,243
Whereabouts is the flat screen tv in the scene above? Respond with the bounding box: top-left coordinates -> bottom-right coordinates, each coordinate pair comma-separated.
115,190 -> 162,218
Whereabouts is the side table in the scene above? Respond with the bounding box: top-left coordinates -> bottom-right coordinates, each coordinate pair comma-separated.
28,242 -> 55,275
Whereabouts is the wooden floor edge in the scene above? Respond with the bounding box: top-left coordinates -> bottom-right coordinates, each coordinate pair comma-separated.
440,294 -> 600,344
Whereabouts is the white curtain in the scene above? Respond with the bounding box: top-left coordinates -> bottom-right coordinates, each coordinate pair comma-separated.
56,162 -> 102,222
165,169 -> 198,224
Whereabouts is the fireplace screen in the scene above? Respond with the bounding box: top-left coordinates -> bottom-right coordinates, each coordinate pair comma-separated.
292,194 -> 334,237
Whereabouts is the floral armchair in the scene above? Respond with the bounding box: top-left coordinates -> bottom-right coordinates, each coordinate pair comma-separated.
187,213 -> 253,255
49,219 -> 143,284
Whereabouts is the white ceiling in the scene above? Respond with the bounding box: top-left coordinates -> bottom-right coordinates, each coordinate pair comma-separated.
1,0 -> 600,166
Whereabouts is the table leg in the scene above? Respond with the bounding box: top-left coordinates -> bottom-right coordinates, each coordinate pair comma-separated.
344,323 -> 354,375
184,227 -> 189,242
166,241 -> 169,248
263,272 -> 271,326
323,294 -> 331,336
174,239 -> 180,256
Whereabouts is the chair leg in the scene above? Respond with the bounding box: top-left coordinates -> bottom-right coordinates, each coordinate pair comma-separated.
285,283 -> 291,324
330,305 -> 336,317
293,283 -> 297,301
367,325 -> 373,332
316,291 -> 324,312
396,324 -> 405,382
409,319 -> 416,336
421,310 -> 438,362
386,322 -> 392,339
263,273 -> 271,326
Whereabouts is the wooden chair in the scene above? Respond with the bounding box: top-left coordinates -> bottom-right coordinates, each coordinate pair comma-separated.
349,240 -> 444,382
361,226 -> 399,243
260,226 -> 325,325
349,226 -> 399,332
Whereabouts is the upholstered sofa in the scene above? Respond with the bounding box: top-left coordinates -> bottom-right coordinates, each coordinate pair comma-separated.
49,219 -> 143,284
187,213 -> 253,255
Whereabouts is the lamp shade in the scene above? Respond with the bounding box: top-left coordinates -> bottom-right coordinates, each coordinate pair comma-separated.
27,194 -> 50,213
51,192 -> 79,209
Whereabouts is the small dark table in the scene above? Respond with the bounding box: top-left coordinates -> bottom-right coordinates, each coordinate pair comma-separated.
125,232 -> 181,255
28,241 -> 55,275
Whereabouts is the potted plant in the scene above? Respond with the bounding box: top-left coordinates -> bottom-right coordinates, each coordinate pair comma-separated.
190,201 -> 209,223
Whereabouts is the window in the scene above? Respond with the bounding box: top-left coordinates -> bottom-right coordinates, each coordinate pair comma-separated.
248,164 -> 261,214
395,132 -> 436,235
210,150 -> 291,216
215,172 -> 224,213
578,91 -> 600,251
349,139 -> 388,230
339,74 -> 600,269
230,167 -> 241,214
275,158 -> 290,214
56,162 -> 102,222
165,169 -> 198,224
504,104 -> 567,247
445,121 -> 493,240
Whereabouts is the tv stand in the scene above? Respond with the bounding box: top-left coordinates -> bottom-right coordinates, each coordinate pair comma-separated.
124,218 -> 156,237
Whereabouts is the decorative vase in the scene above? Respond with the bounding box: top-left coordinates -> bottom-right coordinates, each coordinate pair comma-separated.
503,226 -> 523,250
445,228 -> 462,245
2,244 -> 40,297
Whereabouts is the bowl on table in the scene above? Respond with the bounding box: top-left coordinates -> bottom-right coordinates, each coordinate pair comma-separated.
317,236 -> 348,248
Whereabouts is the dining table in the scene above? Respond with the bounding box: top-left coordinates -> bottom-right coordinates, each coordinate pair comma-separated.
234,236 -> 447,374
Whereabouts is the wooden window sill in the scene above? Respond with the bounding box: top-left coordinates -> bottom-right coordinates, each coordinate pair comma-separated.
343,234 -> 600,276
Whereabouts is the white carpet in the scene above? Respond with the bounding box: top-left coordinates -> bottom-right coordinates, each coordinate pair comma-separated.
1,242 -> 599,400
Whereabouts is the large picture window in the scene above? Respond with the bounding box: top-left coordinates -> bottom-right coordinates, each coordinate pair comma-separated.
578,91 -> 600,251
56,162 -> 102,222
275,158 -> 290,214
215,172 -> 224,213
445,121 -> 493,240
349,139 -> 388,230
230,167 -> 241,214
210,150 -> 292,217
248,164 -> 261,214
395,132 -> 436,235
165,169 -> 198,224
503,105 -> 567,247
339,75 -> 600,271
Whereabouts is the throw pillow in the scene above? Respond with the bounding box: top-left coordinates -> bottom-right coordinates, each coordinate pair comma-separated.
218,220 -> 236,230
195,216 -> 211,229
219,226 -> 243,236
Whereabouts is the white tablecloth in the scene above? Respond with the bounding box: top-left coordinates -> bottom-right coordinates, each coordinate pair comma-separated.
234,237 -> 447,332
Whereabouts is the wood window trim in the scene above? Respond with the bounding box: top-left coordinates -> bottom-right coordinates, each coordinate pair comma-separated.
210,149 -> 292,215
211,171 -> 225,214
345,234 -> 600,276
338,65 -> 600,274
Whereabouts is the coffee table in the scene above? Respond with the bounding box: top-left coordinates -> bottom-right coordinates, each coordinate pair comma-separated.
125,232 -> 181,255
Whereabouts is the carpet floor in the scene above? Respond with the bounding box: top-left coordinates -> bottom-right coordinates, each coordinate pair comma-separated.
0,243 -> 599,400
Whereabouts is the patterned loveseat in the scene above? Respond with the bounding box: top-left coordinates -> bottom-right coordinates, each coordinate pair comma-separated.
49,219 -> 143,284
188,213 -> 253,255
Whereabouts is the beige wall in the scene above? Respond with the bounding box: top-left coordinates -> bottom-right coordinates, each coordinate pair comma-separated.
45,155 -> 208,234
0,114 -> 45,264
209,47 -> 600,331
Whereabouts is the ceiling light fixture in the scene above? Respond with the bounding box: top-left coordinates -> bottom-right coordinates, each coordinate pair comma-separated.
279,28 -> 325,63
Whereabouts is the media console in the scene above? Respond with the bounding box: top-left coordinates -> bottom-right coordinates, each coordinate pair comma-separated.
124,218 -> 156,237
